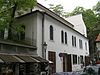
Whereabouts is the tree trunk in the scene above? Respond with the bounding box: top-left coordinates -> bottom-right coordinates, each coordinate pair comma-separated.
8,3 -> 17,40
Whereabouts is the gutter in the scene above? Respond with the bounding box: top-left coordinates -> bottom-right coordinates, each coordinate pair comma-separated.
41,12 -> 45,58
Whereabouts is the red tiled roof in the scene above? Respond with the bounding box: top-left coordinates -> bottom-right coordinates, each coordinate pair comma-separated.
96,60 -> 100,64
96,33 -> 100,42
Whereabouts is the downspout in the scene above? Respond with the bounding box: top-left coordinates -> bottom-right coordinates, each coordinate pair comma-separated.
42,12 -> 45,58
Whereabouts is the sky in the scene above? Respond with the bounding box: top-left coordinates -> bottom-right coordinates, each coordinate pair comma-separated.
37,0 -> 100,12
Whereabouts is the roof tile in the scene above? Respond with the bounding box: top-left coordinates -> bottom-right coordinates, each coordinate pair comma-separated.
96,33 -> 100,42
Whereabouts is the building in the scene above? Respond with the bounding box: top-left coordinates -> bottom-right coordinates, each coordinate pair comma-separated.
0,3 -> 89,75
66,14 -> 87,37
0,39 -> 49,75
16,3 -> 89,73
0,4 -> 49,75
96,33 -> 100,51
96,33 -> 100,60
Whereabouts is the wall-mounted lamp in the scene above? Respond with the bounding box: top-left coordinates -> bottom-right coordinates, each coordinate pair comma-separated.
43,42 -> 47,59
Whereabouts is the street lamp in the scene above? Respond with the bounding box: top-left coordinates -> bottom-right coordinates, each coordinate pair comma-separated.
43,42 -> 47,59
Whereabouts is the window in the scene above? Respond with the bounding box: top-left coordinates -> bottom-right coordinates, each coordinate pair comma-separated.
79,39 -> 83,49
17,25 -> 25,40
73,55 -> 77,64
50,25 -> 53,40
0,28 -> 8,39
72,36 -> 74,46
20,25 -> 25,40
4,28 -> 8,39
0,30 -> 4,39
80,56 -> 83,64
85,42 -> 87,50
78,56 -> 80,64
72,35 -> 76,47
65,32 -> 67,44
61,31 -> 68,44
74,37 -> 76,46
61,30 -> 64,43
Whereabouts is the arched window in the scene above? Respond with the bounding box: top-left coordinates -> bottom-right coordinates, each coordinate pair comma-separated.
50,25 -> 53,40
20,25 -> 25,40
72,35 -> 74,46
61,30 -> 64,43
65,32 -> 67,44
0,30 -> 4,39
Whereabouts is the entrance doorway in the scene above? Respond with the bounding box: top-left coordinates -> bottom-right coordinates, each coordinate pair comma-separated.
48,51 -> 56,74
63,54 -> 72,72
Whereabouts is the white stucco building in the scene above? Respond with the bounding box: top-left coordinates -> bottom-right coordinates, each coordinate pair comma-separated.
66,14 -> 87,37
16,3 -> 89,73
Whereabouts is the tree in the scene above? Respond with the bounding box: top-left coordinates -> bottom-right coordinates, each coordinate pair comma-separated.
49,4 -> 69,17
67,6 -> 85,16
83,9 -> 99,55
93,1 -> 100,30
0,0 -> 37,39
93,1 -> 100,14
49,4 -> 64,15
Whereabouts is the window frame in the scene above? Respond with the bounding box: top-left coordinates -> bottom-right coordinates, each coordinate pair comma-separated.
85,42 -> 87,50
79,39 -> 83,49
61,30 -> 64,43
72,35 -> 76,47
65,32 -> 67,44
73,55 -> 77,64
19,25 -> 25,40
50,25 -> 53,40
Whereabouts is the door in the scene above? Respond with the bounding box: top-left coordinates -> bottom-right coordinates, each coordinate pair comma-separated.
63,54 -> 67,72
67,54 -> 72,72
85,56 -> 90,66
48,51 -> 56,74
63,54 -> 72,72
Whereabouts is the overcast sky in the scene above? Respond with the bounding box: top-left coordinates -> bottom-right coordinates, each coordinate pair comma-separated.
37,0 -> 99,12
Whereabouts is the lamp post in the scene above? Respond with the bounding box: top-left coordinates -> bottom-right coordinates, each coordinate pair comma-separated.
43,42 -> 47,59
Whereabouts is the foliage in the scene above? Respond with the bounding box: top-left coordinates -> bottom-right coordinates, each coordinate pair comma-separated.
67,6 -> 85,16
49,4 -> 68,17
0,0 -> 37,39
93,1 -> 100,14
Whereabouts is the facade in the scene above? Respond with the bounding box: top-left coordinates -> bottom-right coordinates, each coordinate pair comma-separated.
66,14 -> 87,37
0,40 -> 49,75
0,4 -> 50,75
16,3 -> 89,74
96,33 -> 100,60
96,33 -> 100,51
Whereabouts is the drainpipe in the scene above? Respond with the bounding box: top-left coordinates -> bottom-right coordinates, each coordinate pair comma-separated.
41,12 -> 45,58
